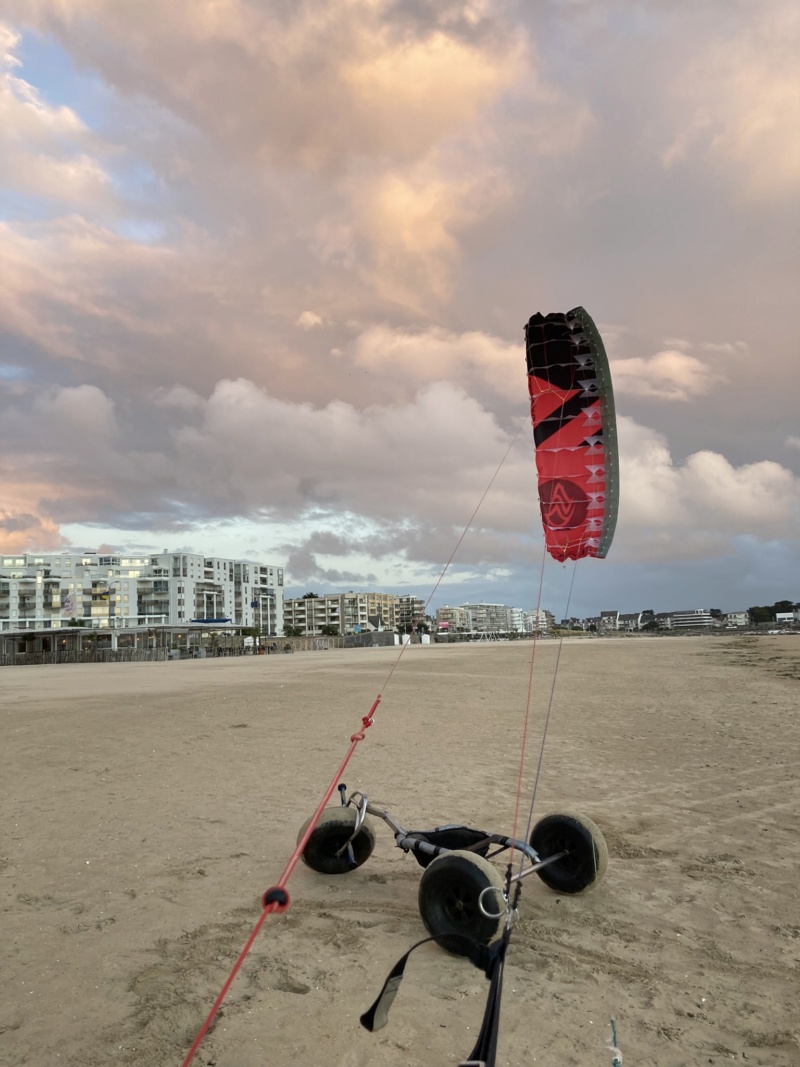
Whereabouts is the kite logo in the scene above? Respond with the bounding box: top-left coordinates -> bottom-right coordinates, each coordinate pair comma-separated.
539,479 -> 589,529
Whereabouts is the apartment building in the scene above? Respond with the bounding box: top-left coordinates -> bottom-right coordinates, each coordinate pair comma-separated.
396,595 -> 427,631
435,605 -> 470,632
0,551 -> 283,633
522,608 -> 555,633
283,591 -> 397,636
670,608 -> 717,629
462,602 -> 515,632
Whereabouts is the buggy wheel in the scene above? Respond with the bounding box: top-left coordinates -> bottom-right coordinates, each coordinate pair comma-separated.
530,811 -> 608,894
418,850 -> 505,954
297,807 -> 376,874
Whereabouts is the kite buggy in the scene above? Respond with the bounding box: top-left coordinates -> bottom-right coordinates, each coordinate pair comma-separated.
181,306 -> 620,1067
299,784 -> 608,951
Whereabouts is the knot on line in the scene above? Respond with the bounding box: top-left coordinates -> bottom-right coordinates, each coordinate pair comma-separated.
262,886 -> 291,912
350,716 -> 374,742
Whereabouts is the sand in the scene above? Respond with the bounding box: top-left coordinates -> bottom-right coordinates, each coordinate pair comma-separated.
2,634 -> 799,1067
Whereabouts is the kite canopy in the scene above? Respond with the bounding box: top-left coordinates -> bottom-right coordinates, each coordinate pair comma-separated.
524,307 -> 619,561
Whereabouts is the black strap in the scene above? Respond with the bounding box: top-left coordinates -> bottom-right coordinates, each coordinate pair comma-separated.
459,930 -> 509,1067
360,934 -> 495,1032
360,932 -> 509,1067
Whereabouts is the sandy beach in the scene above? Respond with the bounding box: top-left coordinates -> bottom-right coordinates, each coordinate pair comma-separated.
2,635 -> 798,1067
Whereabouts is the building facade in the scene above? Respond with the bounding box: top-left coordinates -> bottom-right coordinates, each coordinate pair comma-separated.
435,605 -> 470,632
521,608 -> 555,633
283,592 -> 398,636
669,609 -> 717,629
396,595 -> 427,631
0,551 -> 283,633
462,603 -> 514,632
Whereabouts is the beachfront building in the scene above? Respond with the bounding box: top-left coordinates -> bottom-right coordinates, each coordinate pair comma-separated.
282,591 -> 398,636
0,551 -> 284,633
522,608 -> 555,633
463,602 -> 514,632
396,595 -> 427,631
669,608 -> 717,629
435,605 -> 470,633
724,611 -> 750,628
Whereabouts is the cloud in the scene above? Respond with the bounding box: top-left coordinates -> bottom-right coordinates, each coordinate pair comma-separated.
5,372 -> 797,587
616,417 -> 800,560
611,350 -> 724,402
8,1 -> 524,171
660,1 -> 800,197
785,436 -> 800,451
0,217 -> 179,364
0,509 -> 64,553
296,311 -> 324,330
0,24 -> 113,210
349,324 -> 521,403
32,383 -> 117,437
352,159 -> 513,310
152,384 -> 205,411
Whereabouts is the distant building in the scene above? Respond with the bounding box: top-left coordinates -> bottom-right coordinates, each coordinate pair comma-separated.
523,608 -> 555,633
397,595 -> 426,631
283,591 -> 398,636
436,605 -> 469,632
463,602 -> 514,632
0,551 -> 283,632
724,611 -> 750,628
670,609 -> 717,629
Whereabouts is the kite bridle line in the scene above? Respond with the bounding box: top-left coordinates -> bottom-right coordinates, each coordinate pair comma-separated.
180,421 -> 529,1067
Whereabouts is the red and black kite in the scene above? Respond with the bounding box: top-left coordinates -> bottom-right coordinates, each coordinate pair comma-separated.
525,307 -> 619,561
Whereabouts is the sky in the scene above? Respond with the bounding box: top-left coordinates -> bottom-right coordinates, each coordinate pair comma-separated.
0,0 -> 798,619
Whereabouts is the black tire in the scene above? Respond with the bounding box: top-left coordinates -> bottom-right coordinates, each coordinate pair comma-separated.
418,850 -> 505,954
530,811 -> 608,893
297,807 -> 376,874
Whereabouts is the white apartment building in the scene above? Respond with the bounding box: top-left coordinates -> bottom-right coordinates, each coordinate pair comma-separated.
0,551 -> 283,633
463,603 -> 515,632
283,592 -> 398,636
670,608 -> 717,629
521,608 -> 555,633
